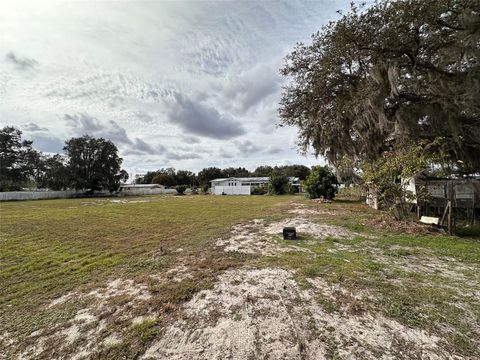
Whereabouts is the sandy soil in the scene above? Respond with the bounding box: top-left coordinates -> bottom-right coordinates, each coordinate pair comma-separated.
216,216 -> 355,256
141,268 -> 449,360
18,278 -> 153,360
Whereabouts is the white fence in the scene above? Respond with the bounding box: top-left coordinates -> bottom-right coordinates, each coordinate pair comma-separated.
120,188 -> 176,196
0,190 -> 82,201
213,186 -> 251,195
0,188 -> 176,201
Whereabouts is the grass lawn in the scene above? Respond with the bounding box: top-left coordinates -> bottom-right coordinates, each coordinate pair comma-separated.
1,194 -> 479,359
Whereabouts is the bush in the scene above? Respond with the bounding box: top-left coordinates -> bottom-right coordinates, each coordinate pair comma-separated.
251,185 -> 267,195
268,172 -> 289,195
285,183 -> 297,194
175,185 -> 188,195
362,142 -> 430,220
304,166 -> 338,200
201,184 -> 209,194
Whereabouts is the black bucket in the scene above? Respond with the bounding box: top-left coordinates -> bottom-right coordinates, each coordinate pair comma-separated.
283,227 -> 297,240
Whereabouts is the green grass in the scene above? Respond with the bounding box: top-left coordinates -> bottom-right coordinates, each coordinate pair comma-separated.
1,194 -> 479,358
254,197 -> 480,357
0,195 -> 294,340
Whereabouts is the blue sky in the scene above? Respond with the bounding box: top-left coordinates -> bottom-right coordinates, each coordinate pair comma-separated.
0,0 -> 352,175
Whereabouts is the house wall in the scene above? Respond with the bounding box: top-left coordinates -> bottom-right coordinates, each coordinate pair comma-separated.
213,186 -> 251,195
120,188 -> 175,196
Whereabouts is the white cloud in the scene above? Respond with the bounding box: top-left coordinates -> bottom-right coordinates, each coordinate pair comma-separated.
0,0 -> 352,174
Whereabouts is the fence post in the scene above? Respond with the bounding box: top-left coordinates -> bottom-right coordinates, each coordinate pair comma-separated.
447,181 -> 454,235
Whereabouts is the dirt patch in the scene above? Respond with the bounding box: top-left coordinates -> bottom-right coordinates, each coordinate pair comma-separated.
142,268 -> 449,359
19,278 -> 153,360
287,207 -> 337,216
216,216 -> 355,256
216,219 -> 280,256
161,265 -> 194,283
109,199 -> 151,204
47,292 -> 76,308
264,217 -> 356,239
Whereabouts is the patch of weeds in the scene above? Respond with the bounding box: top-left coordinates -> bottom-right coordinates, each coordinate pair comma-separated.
97,319 -> 159,359
316,296 -> 339,314
384,248 -> 417,258
446,332 -> 479,357
304,265 -> 322,278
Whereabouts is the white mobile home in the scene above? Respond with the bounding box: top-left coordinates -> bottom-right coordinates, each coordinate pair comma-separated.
210,177 -> 300,195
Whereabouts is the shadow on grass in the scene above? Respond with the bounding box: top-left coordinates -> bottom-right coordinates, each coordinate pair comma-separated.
455,225 -> 480,238
332,198 -> 365,204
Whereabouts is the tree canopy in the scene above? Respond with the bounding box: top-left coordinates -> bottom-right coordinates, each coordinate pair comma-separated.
64,135 -> 126,193
280,0 -> 480,173
0,126 -> 40,191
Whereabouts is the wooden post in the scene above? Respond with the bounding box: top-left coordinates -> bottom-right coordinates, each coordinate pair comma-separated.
447,182 -> 454,236
440,202 -> 449,227
472,197 -> 476,226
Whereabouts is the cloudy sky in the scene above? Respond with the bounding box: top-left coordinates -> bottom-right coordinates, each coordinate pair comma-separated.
0,0 -> 352,175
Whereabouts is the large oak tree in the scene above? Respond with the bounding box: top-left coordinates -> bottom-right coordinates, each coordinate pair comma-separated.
279,0 -> 480,173
64,135 -> 127,193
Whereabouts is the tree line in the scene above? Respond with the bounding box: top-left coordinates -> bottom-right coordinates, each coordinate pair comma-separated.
0,126 -> 128,193
0,125 -> 314,193
138,164 -> 311,188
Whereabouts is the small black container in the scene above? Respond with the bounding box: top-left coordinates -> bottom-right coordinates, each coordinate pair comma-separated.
283,227 -> 297,240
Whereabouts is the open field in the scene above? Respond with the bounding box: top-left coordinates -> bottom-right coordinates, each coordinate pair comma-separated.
1,194 -> 479,359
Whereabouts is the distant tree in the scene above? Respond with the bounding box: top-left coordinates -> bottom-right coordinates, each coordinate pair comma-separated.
37,154 -> 69,190
253,165 -> 273,177
64,135 -> 125,193
140,168 -> 176,184
197,167 -> 224,186
115,170 -> 129,188
222,167 -> 251,178
277,165 -> 311,180
175,170 -> 197,187
280,0 -> 480,173
152,173 -> 176,187
139,171 -> 159,184
304,166 -> 338,200
0,126 -> 40,191
268,171 -> 290,195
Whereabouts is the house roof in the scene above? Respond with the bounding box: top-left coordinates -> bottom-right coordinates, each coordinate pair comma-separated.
120,184 -> 164,188
210,177 -> 300,183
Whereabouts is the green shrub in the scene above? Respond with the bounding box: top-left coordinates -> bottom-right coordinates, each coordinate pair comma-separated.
304,166 -> 338,200
175,185 -> 188,195
251,185 -> 267,195
362,142 -> 430,220
268,172 -> 289,195
285,183 -> 297,194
